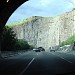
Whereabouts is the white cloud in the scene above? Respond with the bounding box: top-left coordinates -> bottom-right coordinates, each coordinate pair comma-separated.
65,0 -> 75,7
39,0 -> 53,6
73,0 -> 75,4
7,0 -> 75,23
65,0 -> 75,4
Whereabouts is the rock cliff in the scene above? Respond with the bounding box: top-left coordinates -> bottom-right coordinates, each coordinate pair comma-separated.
12,9 -> 75,49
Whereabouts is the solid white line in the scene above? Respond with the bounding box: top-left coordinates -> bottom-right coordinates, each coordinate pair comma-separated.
19,58 -> 35,75
51,53 -> 73,64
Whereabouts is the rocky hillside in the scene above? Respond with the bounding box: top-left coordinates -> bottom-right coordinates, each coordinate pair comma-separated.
7,9 -> 75,49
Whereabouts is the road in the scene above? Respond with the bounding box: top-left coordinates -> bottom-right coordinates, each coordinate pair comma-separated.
0,51 -> 75,75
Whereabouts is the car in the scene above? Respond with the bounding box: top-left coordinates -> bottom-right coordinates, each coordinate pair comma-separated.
49,47 -> 55,52
33,48 -> 40,52
37,47 -> 45,51
50,49 -> 55,52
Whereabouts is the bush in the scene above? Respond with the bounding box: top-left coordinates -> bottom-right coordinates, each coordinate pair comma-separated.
60,35 -> 75,47
15,39 -> 31,50
1,26 -> 17,51
1,26 -> 34,51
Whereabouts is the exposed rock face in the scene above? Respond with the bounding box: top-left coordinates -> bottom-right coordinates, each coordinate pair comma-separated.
12,9 -> 75,49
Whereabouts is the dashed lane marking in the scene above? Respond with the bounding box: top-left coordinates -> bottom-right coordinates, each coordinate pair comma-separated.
19,58 -> 35,75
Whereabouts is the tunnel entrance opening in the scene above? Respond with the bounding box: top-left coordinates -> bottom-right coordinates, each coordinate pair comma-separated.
0,0 -> 75,57
1,1 -> 75,75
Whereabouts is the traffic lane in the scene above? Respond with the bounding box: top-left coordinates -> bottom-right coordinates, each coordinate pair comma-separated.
23,52 -> 75,75
1,51 -> 75,75
0,51 -> 34,69
0,51 -> 38,75
52,52 -> 75,64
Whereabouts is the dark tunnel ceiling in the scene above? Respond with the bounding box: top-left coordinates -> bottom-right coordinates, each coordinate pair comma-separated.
0,0 -> 28,36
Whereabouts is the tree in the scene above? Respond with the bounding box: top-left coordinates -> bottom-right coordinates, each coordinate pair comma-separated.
15,39 -> 30,50
1,26 -> 17,51
1,26 -> 33,51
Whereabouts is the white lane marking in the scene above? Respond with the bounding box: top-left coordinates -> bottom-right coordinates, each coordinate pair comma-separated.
51,53 -> 73,64
37,53 -> 38,55
19,58 -> 35,75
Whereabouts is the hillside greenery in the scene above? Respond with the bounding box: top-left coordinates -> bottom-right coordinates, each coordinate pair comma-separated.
6,16 -> 75,48
1,26 -> 16,51
60,35 -> 75,47
6,16 -> 52,27
6,19 -> 27,27
6,16 -> 35,27
15,39 -> 34,50
1,26 -> 34,51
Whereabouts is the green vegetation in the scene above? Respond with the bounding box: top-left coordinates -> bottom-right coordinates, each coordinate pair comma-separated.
1,26 -> 17,51
1,26 -> 33,51
6,19 -> 27,27
60,35 -> 75,47
6,16 -> 34,27
15,39 -> 34,50
6,16 -> 52,27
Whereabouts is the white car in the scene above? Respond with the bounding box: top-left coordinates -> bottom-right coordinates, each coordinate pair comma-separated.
33,48 -> 40,52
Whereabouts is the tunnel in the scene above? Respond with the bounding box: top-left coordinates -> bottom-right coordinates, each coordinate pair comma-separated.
0,0 -> 28,51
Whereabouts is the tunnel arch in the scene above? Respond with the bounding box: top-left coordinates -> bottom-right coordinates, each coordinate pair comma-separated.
0,0 -> 28,53
0,0 -> 28,36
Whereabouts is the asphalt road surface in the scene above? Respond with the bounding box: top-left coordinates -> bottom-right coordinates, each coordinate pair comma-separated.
1,51 -> 75,75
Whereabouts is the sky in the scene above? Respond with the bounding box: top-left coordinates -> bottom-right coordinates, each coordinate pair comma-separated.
7,0 -> 75,23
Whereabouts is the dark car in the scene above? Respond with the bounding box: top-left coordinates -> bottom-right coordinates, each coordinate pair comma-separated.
37,47 -> 45,51
50,49 -> 55,52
